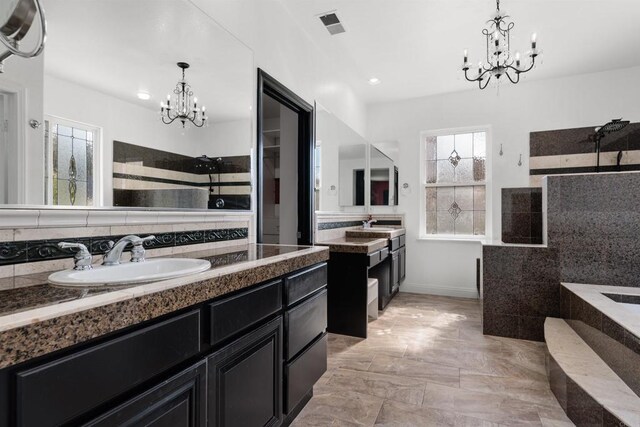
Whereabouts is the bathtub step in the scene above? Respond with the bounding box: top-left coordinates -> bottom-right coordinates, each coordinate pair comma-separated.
545,318 -> 640,426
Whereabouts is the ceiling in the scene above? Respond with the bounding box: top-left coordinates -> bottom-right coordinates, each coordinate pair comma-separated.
281,0 -> 640,104
44,0 -> 254,122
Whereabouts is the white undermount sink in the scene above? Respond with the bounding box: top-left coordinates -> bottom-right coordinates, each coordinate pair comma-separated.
48,258 -> 212,287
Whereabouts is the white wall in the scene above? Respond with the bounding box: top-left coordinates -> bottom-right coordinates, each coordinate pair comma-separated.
190,0 -> 367,136
367,66 -> 640,298
0,53 -> 44,204
44,75 -> 252,206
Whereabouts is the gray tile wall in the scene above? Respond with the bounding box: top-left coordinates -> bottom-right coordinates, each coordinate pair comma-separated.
483,245 -> 560,341
501,188 -> 543,244
484,172 -> 640,341
547,173 -> 640,288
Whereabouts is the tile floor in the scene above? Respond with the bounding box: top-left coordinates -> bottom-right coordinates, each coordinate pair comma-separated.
293,293 -> 574,426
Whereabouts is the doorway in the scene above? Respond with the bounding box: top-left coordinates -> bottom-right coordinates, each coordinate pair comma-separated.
257,69 -> 314,245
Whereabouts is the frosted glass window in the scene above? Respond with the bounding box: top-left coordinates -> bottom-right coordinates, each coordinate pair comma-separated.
423,130 -> 487,237
47,120 -> 96,206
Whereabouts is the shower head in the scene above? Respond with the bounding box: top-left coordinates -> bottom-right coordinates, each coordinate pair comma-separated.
594,118 -> 630,136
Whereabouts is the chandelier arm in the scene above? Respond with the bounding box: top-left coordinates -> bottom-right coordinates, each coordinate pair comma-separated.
463,68 -> 491,83
505,70 -> 520,84
161,115 -> 178,125
509,57 -> 535,75
479,76 -> 492,90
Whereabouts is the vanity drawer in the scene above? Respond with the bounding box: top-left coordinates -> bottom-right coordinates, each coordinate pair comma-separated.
284,333 -> 327,414
209,280 -> 282,346
390,237 -> 401,251
379,247 -> 389,261
399,235 -> 406,247
368,250 -> 381,267
284,289 -> 327,360
284,263 -> 327,306
15,310 -> 201,427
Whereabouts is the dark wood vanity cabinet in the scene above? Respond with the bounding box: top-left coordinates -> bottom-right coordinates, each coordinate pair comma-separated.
0,262 -> 328,427
85,360 -> 207,427
208,317 -> 283,427
384,236 -> 406,309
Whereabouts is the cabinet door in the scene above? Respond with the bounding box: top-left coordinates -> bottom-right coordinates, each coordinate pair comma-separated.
390,250 -> 400,292
208,317 -> 282,427
85,361 -> 206,427
399,247 -> 406,282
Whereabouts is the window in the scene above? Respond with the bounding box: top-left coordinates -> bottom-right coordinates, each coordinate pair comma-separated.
45,117 -> 100,206
421,128 -> 488,237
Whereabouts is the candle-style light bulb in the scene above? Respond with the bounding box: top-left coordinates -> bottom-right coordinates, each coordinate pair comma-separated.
531,33 -> 537,49
478,61 -> 483,76
463,49 -> 468,63
515,51 -> 521,68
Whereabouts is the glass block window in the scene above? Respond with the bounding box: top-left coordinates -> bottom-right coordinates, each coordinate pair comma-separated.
45,118 -> 98,206
423,130 -> 487,237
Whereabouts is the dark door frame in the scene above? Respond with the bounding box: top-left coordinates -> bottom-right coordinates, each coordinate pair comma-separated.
256,69 -> 314,245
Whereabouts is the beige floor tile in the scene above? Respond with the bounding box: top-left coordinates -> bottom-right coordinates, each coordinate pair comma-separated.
422,383 -> 544,426
295,294 -> 573,427
374,399 -> 501,427
294,385 -> 384,426
326,368 -> 427,405
368,354 -> 460,387
459,371 -> 558,406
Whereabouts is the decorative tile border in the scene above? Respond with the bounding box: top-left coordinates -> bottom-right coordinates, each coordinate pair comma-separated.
317,219 -> 402,231
0,228 -> 249,266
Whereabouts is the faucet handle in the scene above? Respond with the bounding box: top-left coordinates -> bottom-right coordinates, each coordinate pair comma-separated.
58,242 -> 93,271
130,235 -> 155,263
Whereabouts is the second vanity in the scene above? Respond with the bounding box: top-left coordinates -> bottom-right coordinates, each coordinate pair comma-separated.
317,227 -> 406,338
0,244 -> 329,427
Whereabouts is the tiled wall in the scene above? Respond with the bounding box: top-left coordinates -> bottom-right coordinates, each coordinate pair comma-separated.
501,188 -> 543,244
547,172 -> 640,288
482,245 -> 560,341
113,141 -> 251,210
529,122 -> 640,187
314,213 -> 404,243
484,171 -> 640,341
0,210 -> 253,284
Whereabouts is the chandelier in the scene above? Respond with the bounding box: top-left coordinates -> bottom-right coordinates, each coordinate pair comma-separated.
461,0 -> 541,90
160,62 -> 207,127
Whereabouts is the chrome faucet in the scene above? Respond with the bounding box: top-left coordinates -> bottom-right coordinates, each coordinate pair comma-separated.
362,219 -> 378,229
58,242 -> 93,271
103,235 -> 155,266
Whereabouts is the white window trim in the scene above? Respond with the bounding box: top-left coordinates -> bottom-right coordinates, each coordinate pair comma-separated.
45,115 -> 103,207
418,125 -> 492,241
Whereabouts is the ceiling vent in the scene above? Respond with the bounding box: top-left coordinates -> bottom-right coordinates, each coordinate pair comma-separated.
319,12 -> 345,35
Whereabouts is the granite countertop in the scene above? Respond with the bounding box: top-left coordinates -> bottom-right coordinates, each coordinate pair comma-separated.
345,227 -> 406,239
316,237 -> 389,254
0,244 -> 329,369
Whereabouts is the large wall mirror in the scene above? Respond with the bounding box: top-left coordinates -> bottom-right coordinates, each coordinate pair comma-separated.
0,0 -> 254,210
315,104 -> 368,212
370,142 -> 399,206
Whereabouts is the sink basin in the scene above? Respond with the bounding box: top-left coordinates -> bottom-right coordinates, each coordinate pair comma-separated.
48,258 -> 212,287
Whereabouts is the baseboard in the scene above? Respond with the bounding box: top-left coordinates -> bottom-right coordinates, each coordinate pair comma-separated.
400,282 -> 479,299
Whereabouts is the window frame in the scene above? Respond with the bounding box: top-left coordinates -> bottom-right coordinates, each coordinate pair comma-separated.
44,115 -> 103,207
419,125 -> 492,241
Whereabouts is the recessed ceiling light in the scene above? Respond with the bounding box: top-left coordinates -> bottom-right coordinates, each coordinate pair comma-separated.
137,91 -> 151,100
368,78 -> 381,86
